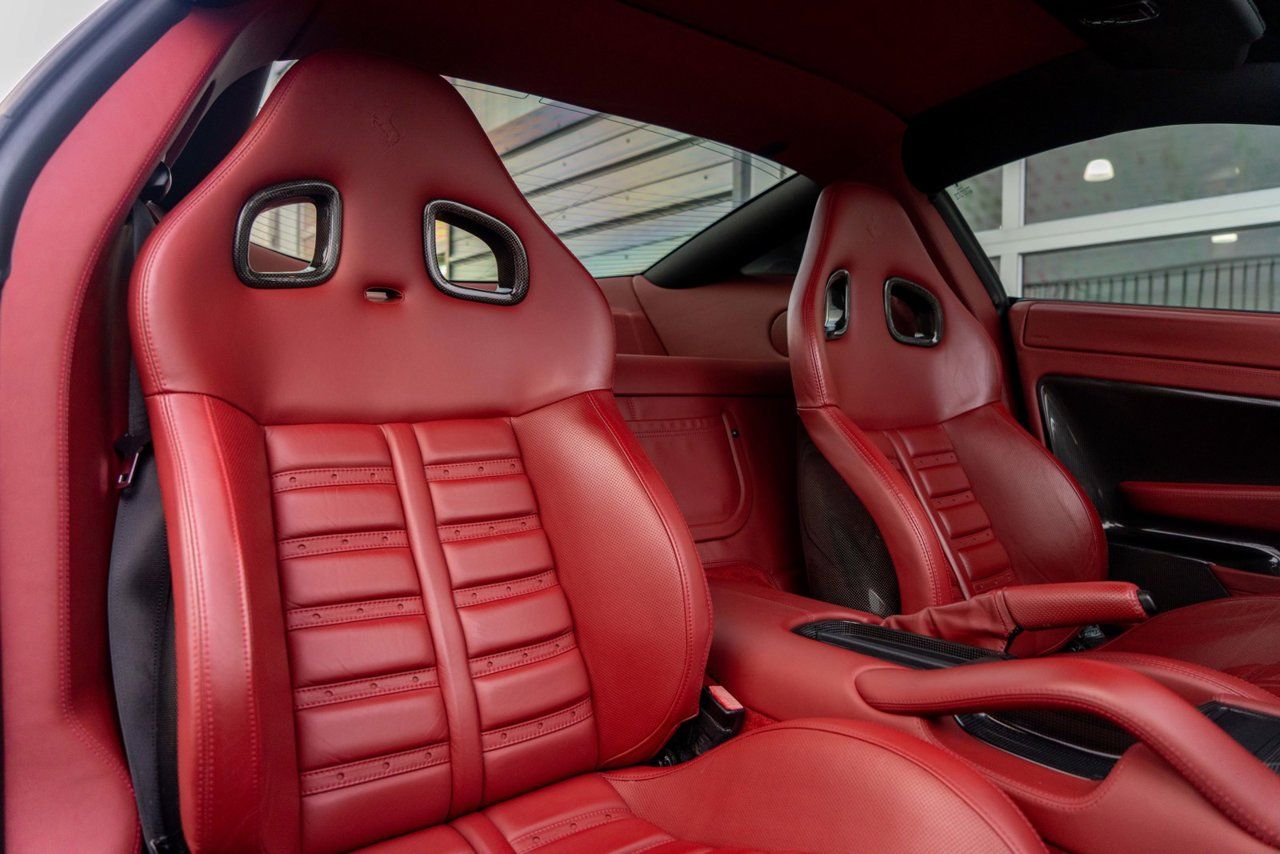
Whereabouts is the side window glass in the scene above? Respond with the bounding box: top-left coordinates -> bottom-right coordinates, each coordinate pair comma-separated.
432,220 -> 500,283
248,199 -> 318,273
256,65 -> 794,279
947,124 -> 1280,312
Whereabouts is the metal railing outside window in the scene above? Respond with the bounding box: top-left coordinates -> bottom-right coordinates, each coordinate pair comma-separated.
1024,253 -> 1280,311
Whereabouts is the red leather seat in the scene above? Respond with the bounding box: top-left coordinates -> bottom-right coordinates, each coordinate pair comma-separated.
788,182 -> 1280,689
131,54 -> 1043,853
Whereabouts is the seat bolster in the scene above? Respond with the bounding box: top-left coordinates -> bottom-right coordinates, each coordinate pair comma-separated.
149,392 -> 301,854
515,391 -> 711,768
602,719 -> 1045,854
1097,595 -> 1280,697
943,403 -> 1107,592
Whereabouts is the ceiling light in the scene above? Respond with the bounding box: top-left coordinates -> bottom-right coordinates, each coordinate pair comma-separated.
1083,159 -> 1115,182
1211,232 -> 1238,244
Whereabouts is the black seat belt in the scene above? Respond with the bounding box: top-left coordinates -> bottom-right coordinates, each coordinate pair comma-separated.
108,184 -> 187,854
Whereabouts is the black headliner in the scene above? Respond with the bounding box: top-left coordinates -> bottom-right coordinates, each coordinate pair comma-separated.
905,51 -> 1280,193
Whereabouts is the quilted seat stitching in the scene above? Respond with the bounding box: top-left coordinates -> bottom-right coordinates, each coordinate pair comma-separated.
277,529 -> 409,559
285,595 -> 425,630
300,743 -> 451,796
482,698 -> 594,753
293,666 -> 440,710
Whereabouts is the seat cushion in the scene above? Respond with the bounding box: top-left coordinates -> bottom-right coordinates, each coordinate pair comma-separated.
359,719 -> 1045,853
1099,596 -> 1280,696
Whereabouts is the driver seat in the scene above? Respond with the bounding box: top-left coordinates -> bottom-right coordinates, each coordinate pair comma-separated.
131,53 -> 1043,853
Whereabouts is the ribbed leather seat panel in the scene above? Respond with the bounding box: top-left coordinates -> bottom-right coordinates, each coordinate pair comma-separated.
871,424 -> 1016,596
263,418 -> 599,847
415,419 -> 599,805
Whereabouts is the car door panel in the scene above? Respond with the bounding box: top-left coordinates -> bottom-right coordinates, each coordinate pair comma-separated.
1008,300 -> 1280,606
1011,301 -> 1280,440
1118,481 -> 1280,533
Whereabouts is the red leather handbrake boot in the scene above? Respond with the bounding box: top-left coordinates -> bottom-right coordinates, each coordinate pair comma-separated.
881,581 -> 1150,653
132,54 -> 1043,852
787,182 -> 1280,686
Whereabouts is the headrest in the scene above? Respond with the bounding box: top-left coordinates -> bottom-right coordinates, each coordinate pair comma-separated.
788,183 -> 1001,429
132,51 -> 613,424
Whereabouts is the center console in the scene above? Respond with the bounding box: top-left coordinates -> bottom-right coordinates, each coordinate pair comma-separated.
795,616 -> 1280,782
708,579 -> 1280,853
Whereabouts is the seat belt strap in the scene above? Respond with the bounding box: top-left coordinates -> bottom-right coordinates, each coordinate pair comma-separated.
107,197 -> 187,854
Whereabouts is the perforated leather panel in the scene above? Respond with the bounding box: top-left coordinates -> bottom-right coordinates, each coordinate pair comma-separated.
265,419 -> 598,851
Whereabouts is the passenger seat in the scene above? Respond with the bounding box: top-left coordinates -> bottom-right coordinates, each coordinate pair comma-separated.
788,182 -> 1280,689
131,53 -> 1044,852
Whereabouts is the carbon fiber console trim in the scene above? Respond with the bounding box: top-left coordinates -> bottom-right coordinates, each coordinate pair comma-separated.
794,620 -> 1006,669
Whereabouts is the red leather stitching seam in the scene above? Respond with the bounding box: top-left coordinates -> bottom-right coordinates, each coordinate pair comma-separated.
423,458 -> 524,481
454,570 -> 558,608
277,529 -> 408,560
201,395 -> 263,840
159,395 -> 213,845
285,595 -> 424,630
512,807 -> 627,852
482,698 -> 594,752
470,632 -> 577,678
294,666 -> 439,711
271,466 -> 396,492
300,743 -> 450,796
437,514 -> 541,543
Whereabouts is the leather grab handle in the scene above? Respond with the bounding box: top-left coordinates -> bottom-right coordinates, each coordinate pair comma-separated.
856,658 -> 1280,848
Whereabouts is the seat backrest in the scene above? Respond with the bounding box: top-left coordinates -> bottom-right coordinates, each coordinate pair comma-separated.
132,52 -> 709,854
787,183 -> 1106,617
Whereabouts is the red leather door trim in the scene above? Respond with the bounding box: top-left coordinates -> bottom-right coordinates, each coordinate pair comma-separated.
1019,301 -> 1280,371
615,357 -> 801,590
1120,481 -> 1280,532
1009,301 -> 1280,439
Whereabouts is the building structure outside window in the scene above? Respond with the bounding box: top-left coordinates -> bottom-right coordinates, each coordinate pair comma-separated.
947,124 -> 1280,312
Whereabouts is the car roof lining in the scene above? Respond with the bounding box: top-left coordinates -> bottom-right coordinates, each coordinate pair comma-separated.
906,51 -> 1280,193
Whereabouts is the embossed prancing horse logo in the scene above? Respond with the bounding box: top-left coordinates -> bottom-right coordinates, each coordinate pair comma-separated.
373,105 -> 401,145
